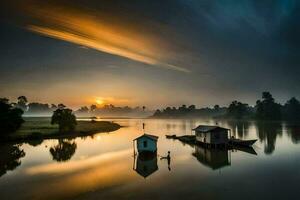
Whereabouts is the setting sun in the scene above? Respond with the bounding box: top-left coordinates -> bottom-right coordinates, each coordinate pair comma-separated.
95,99 -> 104,105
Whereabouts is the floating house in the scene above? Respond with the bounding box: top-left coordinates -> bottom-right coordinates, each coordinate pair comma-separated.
193,145 -> 231,170
133,134 -> 158,154
192,125 -> 230,146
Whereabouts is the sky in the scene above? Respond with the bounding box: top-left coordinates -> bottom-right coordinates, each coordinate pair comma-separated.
0,0 -> 299,108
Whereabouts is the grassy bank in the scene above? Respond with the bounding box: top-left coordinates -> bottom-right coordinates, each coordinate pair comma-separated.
1,117 -> 121,143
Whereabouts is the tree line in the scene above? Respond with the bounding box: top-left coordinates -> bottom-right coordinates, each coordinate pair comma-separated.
153,92 -> 300,121
5,96 -> 148,117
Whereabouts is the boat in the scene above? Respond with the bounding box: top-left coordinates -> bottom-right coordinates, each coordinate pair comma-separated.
229,138 -> 257,147
166,134 -> 177,139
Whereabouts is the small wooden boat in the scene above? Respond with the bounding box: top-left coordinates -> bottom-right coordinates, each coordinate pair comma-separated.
229,138 -> 257,147
166,134 -> 177,139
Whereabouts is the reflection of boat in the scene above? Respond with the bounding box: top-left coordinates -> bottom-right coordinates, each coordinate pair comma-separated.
231,145 -> 257,155
192,146 -> 231,170
229,138 -> 257,147
133,152 -> 158,178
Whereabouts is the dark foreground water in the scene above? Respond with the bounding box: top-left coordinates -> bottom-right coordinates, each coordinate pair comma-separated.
1,118 -> 300,200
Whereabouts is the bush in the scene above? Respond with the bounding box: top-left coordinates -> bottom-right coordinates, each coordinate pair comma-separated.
51,108 -> 77,132
0,98 -> 24,134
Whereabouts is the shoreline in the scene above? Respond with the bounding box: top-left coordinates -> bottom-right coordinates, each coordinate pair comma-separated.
0,121 -> 122,144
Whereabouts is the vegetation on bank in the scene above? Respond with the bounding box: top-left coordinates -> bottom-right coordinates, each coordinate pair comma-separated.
1,118 -> 121,142
152,92 -> 300,121
0,98 -> 121,142
151,104 -> 227,119
0,98 -> 24,134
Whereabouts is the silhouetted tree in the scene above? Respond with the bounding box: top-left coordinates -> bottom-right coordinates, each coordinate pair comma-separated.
51,108 -> 77,132
51,104 -> 57,110
27,102 -> 51,113
77,106 -> 89,113
0,98 -> 24,134
188,105 -> 196,110
214,105 -> 220,111
50,140 -> 77,162
17,96 -> 28,111
227,101 -> 251,119
142,106 -> 146,111
58,103 -> 66,109
90,104 -> 97,112
153,109 -> 162,117
256,92 -> 282,120
283,97 -> 300,121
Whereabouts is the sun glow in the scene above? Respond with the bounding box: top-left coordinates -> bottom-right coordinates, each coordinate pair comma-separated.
95,99 -> 104,105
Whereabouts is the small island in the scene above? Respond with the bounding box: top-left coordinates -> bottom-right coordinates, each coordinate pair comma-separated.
0,98 -> 121,143
1,118 -> 121,143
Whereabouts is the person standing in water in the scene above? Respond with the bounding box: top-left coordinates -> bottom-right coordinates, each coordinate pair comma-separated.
161,151 -> 171,171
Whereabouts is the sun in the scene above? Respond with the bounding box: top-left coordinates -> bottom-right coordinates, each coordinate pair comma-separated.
95,99 -> 104,105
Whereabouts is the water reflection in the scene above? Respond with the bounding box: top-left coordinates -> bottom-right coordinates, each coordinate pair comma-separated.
255,122 -> 282,155
192,146 -> 231,170
26,139 -> 43,147
227,120 -> 250,138
0,144 -> 25,177
50,139 -> 77,162
285,123 -> 300,144
133,153 -> 158,178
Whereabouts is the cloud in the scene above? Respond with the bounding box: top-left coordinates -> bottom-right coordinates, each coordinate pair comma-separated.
22,3 -> 190,73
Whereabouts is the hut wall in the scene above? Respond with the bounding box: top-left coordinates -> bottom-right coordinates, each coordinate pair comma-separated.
210,130 -> 228,144
137,137 -> 157,152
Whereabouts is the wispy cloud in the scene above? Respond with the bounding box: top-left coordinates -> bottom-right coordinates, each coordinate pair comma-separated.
22,3 -> 190,73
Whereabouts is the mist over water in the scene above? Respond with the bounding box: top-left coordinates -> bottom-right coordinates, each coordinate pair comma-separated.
1,118 -> 300,199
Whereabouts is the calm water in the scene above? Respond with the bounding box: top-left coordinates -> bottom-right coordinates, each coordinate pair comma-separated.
1,118 -> 300,200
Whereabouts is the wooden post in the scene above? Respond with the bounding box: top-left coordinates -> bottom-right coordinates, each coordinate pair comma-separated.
133,140 -> 135,156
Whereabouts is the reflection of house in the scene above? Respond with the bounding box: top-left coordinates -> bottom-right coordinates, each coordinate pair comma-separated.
133,134 -> 158,153
134,153 -> 158,178
193,146 -> 231,170
193,125 -> 229,145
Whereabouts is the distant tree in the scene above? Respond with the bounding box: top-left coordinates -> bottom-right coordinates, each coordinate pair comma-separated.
50,140 -> 77,162
58,103 -> 66,109
283,97 -> 300,120
51,104 -> 57,110
27,103 -> 51,113
0,98 -> 24,134
51,108 -> 77,132
256,92 -> 282,120
227,101 -> 250,119
188,105 -> 196,110
77,106 -> 89,113
90,104 -> 97,112
16,96 -> 28,111
214,105 -> 220,110
142,106 -> 146,111
153,109 -> 162,117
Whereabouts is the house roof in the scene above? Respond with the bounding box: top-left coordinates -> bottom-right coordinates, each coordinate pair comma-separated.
133,133 -> 159,141
192,125 -> 229,133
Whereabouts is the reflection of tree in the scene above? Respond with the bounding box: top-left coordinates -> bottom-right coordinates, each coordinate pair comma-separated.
50,140 -> 77,162
26,139 -> 43,147
256,122 -> 282,155
285,124 -> 300,144
0,144 -> 25,177
227,120 -> 250,138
